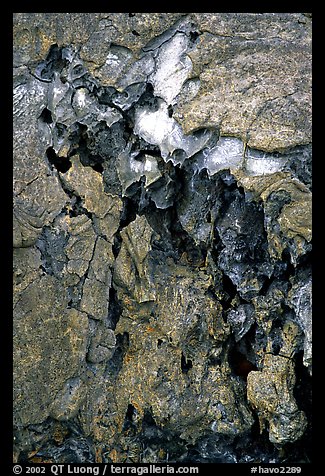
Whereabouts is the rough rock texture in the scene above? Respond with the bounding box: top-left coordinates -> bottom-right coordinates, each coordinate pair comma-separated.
13,13 -> 312,463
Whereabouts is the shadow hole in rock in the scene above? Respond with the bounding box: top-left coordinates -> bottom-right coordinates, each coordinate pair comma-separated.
118,331 -> 129,347
126,404 -> 135,420
234,322 -> 258,356
272,342 -> 281,356
119,195 -> 140,229
132,29 -> 140,36
137,82 -> 159,111
167,105 -> 173,118
68,382 -> 74,396
228,347 -> 257,381
258,275 -> 274,296
293,351 -> 312,418
189,31 -> 201,43
249,414 -> 263,441
39,107 -> 53,124
56,121 -> 67,135
107,287 -> 123,330
289,351 -> 312,462
76,131 -> 107,169
142,409 -> 156,427
91,162 -> 104,174
157,339 -> 163,348
68,196 -> 92,219
40,265 -> 47,276
296,248 -> 312,270
72,64 -> 85,78
207,355 -> 221,367
281,248 -> 296,276
122,404 -> 137,433
141,409 -> 170,445
112,232 -> 122,259
268,317 -> 285,356
46,147 -> 72,173
167,209 -> 208,265
45,43 -> 60,60
220,273 -> 237,311
181,353 -> 193,374
123,116 -> 135,142
69,122 -> 108,170
96,85 -> 117,106
233,415 -> 279,463
37,43 -> 68,81
105,332 -> 129,379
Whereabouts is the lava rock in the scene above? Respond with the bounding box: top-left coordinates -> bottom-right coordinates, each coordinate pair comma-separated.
13,12 -> 312,464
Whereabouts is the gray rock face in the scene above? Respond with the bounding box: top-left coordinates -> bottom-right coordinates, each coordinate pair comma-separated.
177,13 -> 312,151
13,249 -> 89,427
13,13 -> 311,464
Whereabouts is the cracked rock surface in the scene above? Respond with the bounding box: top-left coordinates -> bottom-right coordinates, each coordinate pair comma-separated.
13,13 -> 312,463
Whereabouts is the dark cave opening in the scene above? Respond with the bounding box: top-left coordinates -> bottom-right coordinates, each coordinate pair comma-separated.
220,273 -> 238,310
228,348 -> 257,381
91,162 -> 104,174
122,404 -> 137,434
107,287 -> 123,330
39,107 -> 53,124
68,195 -> 92,219
292,351 -> 312,462
105,332 -> 129,380
181,353 -> 193,374
46,147 -> 72,173
189,31 -> 201,43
